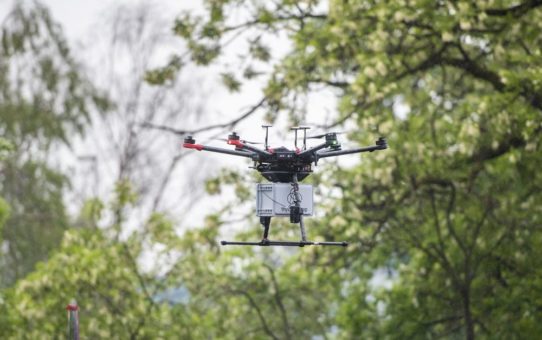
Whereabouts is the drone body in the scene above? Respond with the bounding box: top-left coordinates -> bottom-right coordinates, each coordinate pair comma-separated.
183,126 -> 387,247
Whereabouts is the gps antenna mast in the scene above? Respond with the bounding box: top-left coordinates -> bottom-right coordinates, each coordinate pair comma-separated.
291,127 -> 299,149
262,125 -> 272,150
299,126 -> 310,150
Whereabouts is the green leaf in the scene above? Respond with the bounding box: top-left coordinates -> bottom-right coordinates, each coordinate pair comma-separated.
220,72 -> 241,92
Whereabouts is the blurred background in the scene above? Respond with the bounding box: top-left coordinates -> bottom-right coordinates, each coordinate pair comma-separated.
0,0 -> 541,338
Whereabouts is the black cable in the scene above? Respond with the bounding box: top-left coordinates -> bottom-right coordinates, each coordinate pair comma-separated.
262,192 -> 287,208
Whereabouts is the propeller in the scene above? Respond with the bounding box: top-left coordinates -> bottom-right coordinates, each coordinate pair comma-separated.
307,131 -> 345,139
217,138 -> 263,145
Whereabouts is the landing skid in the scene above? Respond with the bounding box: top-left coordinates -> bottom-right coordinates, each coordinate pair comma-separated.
221,240 -> 348,247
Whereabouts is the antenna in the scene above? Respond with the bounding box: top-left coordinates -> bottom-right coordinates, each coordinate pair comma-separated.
262,125 -> 272,150
291,127 -> 299,149
299,126 -> 311,150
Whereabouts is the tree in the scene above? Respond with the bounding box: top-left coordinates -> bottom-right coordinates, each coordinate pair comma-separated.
0,1 -> 107,286
73,2 -> 210,218
157,0 -> 542,338
1,183 -> 191,339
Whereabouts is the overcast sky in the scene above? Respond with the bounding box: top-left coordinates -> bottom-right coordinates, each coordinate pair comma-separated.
44,0 -> 191,41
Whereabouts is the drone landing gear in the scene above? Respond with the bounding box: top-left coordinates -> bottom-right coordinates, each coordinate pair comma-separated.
220,217 -> 348,247
220,240 -> 348,247
221,173 -> 348,247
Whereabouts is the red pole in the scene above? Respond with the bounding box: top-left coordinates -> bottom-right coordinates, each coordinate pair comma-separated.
66,301 -> 79,340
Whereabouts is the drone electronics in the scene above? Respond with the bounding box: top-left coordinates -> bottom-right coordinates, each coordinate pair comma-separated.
183,126 -> 388,247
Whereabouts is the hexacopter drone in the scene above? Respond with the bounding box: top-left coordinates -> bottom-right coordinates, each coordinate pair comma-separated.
183,126 -> 387,247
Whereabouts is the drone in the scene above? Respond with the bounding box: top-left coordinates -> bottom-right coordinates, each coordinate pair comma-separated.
183,125 -> 387,247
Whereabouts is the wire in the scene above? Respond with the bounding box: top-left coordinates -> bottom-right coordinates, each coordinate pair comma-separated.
262,192 -> 288,208
260,185 -> 304,210
288,183 -> 303,205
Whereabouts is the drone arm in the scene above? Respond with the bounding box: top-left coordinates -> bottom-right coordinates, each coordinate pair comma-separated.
316,144 -> 387,159
228,140 -> 272,157
184,143 -> 256,159
298,142 -> 328,158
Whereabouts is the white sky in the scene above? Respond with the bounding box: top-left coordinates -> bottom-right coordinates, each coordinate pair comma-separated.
43,0 -> 192,38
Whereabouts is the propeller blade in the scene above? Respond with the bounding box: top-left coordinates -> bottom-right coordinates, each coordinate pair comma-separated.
307,131 -> 345,139
217,138 -> 262,145
243,140 -> 263,145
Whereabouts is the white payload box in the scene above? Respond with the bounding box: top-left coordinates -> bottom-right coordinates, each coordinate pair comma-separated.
256,183 -> 313,217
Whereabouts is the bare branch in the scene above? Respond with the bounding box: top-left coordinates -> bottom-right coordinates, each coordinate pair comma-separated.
141,96 -> 267,136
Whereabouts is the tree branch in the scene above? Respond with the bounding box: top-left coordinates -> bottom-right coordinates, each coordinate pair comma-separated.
429,189 -> 447,258
263,264 -> 292,339
222,13 -> 326,33
441,57 -> 505,91
469,134 -> 526,163
443,53 -> 542,111
443,182 -> 468,256
141,96 -> 267,136
485,0 -> 542,17
121,242 -> 157,339
230,289 -> 280,340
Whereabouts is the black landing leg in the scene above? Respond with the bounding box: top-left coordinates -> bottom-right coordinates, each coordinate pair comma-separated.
261,216 -> 271,245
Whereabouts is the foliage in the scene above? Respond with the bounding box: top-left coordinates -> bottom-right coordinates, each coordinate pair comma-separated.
0,182 -> 339,339
2,227 -> 189,339
0,161 -> 70,287
0,197 -> 10,242
0,1 -> 108,286
1,181 -> 174,338
0,1 -> 106,146
0,138 -> 14,160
